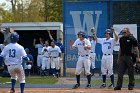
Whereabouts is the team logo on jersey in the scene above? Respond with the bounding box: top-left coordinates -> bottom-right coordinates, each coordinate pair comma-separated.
127,40 -> 130,42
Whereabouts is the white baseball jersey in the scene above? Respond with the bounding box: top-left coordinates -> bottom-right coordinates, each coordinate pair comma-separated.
97,38 -> 116,54
35,44 -> 44,55
90,40 -> 96,53
1,43 -> 27,66
48,45 -> 61,57
72,38 -> 91,55
41,46 -> 50,57
0,44 -> 5,51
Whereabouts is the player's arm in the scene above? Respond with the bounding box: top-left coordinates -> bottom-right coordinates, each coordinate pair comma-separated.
70,40 -> 77,50
111,28 -> 118,42
47,30 -> 54,40
0,24 -> 4,33
83,40 -> 91,50
33,38 -> 36,46
39,37 -> 44,46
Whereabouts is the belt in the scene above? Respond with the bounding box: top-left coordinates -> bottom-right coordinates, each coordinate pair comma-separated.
8,64 -> 18,66
91,52 -> 95,53
43,56 -> 49,58
38,54 -> 42,55
104,54 -> 111,55
53,57 -> 58,58
79,55 -> 88,57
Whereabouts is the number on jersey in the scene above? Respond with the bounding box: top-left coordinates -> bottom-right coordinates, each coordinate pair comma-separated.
9,49 -> 16,58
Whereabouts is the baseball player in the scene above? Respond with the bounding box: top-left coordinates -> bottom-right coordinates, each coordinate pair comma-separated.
93,28 -> 118,88
0,25 -> 14,45
33,38 -> 44,68
70,31 -> 92,89
41,40 -> 50,76
0,32 -> 28,93
48,41 -> 61,77
47,30 -> 64,75
24,48 -> 34,76
88,35 -> 96,76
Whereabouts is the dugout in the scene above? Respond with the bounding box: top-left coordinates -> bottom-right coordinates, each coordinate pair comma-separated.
0,22 -> 63,75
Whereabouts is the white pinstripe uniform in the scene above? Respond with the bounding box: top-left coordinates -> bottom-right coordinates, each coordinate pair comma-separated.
90,40 -> 96,69
97,38 -> 116,76
0,43 -> 27,83
72,38 -> 91,75
41,46 -> 51,70
48,45 -> 61,70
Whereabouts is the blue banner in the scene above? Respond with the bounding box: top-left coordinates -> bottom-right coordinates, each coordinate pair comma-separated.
63,1 -> 108,68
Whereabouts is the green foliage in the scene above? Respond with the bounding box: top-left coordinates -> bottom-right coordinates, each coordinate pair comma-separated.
0,0 -> 62,22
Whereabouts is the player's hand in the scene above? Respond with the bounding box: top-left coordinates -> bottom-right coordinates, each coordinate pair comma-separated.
33,38 -> 36,42
111,27 -> 115,32
9,28 -> 14,33
47,30 -> 50,33
82,40 -> 85,46
39,38 -> 42,41
69,40 -> 74,50
136,57 -> 140,62
91,27 -> 95,34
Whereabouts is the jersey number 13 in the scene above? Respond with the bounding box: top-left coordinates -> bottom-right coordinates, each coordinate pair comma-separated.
9,49 -> 16,58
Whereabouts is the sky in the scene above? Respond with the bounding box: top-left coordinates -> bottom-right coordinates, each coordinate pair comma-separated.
0,0 -> 11,10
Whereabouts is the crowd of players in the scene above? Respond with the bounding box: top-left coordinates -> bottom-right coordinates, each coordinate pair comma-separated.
0,26 -> 64,78
0,25 -> 140,92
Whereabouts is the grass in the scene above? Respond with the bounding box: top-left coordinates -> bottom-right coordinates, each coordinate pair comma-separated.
0,76 -> 58,84
91,78 -> 140,85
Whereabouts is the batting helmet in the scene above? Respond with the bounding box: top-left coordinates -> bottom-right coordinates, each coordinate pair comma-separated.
88,35 -> 93,38
105,29 -> 111,35
77,31 -> 85,38
10,32 -> 19,43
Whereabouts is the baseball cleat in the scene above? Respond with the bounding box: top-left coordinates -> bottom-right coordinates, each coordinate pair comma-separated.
114,86 -> 121,90
72,84 -> 80,89
108,84 -> 114,89
10,88 -> 15,93
85,84 -> 91,89
128,86 -> 133,90
100,84 -> 106,88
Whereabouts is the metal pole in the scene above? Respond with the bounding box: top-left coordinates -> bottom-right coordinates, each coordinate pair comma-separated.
62,0 -> 66,77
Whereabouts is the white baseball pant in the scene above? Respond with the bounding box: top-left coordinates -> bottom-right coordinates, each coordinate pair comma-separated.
42,57 -> 50,70
7,64 -> 25,83
37,55 -> 43,67
101,54 -> 113,76
50,57 -> 60,70
90,53 -> 96,69
76,55 -> 91,75
24,64 -> 32,69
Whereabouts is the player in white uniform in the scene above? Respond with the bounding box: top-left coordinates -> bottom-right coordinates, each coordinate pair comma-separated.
48,41 -> 61,77
41,41 -> 50,76
93,28 -> 118,88
33,38 -> 44,68
0,32 -> 28,93
70,31 -> 92,89
88,35 -> 96,76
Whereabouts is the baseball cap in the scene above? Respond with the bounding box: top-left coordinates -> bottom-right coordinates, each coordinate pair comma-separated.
58,38 -> 62,40
25,48 -> 29,51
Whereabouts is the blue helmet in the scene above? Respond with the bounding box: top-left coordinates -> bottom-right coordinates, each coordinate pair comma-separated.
88,35 -> 93,38
77,31 -> 85,37
10,32 -> 19,43
105,29 -> 111,35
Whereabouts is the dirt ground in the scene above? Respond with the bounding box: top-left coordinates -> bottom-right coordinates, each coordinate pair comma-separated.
0,88 -> 140,93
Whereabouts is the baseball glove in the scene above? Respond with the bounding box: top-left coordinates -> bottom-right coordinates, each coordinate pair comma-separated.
135,62 -> 140,74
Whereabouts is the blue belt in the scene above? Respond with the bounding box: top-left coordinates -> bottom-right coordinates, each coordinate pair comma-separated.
79,55 -> 88,57
104,54 -> 111,55
8,64 -> 18,66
